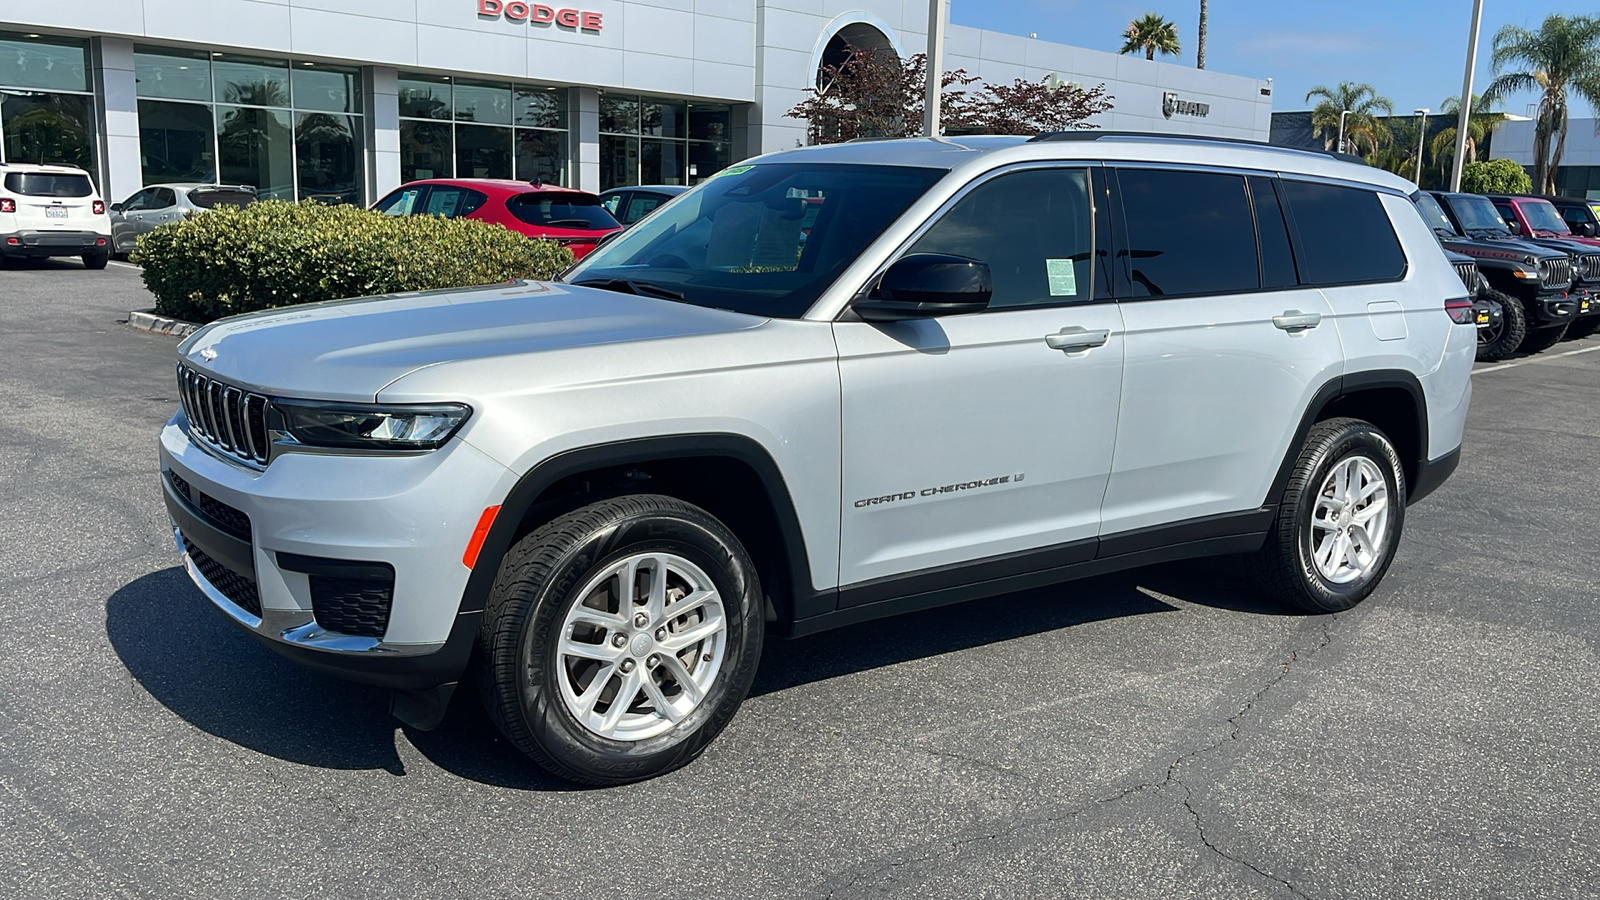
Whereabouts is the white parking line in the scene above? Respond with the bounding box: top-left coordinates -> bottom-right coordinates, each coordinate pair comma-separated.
108,260 -> 140,270
1475,342 -> 1600,374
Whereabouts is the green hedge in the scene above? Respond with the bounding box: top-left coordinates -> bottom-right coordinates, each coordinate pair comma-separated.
134,200 -> 575,323
1460,159 -> 1533,195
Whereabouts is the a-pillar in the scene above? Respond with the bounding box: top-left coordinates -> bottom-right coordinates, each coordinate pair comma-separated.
89,37 -> 141,204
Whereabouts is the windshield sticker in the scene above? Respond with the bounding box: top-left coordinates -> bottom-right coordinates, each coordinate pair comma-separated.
715,165 -> 755,178
1046,259 -> 1078,296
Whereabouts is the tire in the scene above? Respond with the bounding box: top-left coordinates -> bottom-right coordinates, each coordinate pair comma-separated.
1566,315 -> 1600,340
82,252 -> 108,270
1251,417 -> 1406,614
1519,322 -> 1568,354
475,494 -> 764,785
1475,286 -> 1525,362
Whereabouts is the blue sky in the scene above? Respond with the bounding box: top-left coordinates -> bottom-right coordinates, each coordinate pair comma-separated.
948,0 -> 1593,119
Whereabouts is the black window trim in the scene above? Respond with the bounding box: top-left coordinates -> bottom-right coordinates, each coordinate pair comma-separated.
845,160 -> 1108,316
1276,174 -> 1411,290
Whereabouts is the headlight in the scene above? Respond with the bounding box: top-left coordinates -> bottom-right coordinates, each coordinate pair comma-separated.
272,400 -> 472,450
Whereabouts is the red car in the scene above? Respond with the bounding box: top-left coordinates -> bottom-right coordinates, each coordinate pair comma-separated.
372,178 -> 623,258
1488,194 -> 1600,249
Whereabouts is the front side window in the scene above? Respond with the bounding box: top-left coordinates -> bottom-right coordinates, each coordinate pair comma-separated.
1493,203 -> 1517,227
120,188 -> 155,211
564,162 -> 946,319
374,187 -> 422,216
1280,180 -> 1406,286
910,168 -> 1094,308
1118,168 -> 1258,298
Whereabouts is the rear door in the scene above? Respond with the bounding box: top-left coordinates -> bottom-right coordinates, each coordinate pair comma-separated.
1099,168 -> 1345,537
4,171 -> 98,232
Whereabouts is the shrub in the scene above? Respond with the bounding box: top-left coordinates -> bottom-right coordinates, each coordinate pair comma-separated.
134,200 -> 575,323
1460,159 -> 1533,195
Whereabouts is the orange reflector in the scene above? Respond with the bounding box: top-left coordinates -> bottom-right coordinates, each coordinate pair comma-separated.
462,505 -> 501,569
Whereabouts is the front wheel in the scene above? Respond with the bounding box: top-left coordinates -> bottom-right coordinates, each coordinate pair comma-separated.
476,494 -> 764,785
1251,418 -> 1406,613
1475,286 -> 1525,361
1519,322 -> 1569,354
1566,315 -> 1600,340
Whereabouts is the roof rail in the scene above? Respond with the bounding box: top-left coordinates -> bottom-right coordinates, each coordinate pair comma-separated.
1027,130 -> 1366,165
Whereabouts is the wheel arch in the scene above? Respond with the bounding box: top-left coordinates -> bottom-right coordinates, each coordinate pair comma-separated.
1267,370 -> 1428,507
458,434 -> 826,628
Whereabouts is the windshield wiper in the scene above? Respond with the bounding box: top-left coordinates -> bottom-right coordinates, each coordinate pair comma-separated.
572,278 -> 686,301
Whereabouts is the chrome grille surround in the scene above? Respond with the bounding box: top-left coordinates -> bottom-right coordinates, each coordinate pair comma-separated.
1539,257 -> 1572,290
1453,262 -> 1481,295
177,365 -> 270,467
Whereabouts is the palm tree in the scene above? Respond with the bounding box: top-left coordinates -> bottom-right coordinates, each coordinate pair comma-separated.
1373,117 -> 1428,183
1120,14 -> 1180,61
1304,82 -> 1394,158
1197,0 -> 1208,69
1429,93 -> 1508,180
1482,14 -> 1600,194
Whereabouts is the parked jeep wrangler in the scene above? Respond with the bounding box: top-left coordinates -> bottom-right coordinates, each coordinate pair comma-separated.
162,135 -> 1474,784
1487,194 -> 1600,340
1431,191 -> 1578,355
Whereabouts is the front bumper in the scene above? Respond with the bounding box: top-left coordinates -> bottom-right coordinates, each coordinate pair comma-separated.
2,229 -> 109,257
160,412 -> 517,689
1531,289 -> 1577,327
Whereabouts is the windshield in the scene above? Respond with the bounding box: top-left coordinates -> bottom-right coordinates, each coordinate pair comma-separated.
1412,192 -> 1458,235
562,162 -> 947,319
1521,200 -> 1570,234
1447,194 -> 1511,234
506,192 -> 619,230
4,172 -> 92,197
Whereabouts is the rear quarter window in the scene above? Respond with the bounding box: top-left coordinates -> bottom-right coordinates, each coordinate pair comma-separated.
1279,180 -> 1406,285
4,173 -> 93,197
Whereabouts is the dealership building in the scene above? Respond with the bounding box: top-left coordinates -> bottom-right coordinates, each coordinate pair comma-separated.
0,1 -> 1273,206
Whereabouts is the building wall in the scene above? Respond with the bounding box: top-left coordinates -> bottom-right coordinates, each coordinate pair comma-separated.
1492,118 -> 1600,168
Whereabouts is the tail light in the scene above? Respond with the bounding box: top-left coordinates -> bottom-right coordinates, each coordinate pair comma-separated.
1445,297 -> 1475,325
0,199 -> 14,213
92,200 -> 105,215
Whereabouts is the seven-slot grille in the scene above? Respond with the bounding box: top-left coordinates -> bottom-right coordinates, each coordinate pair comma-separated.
1578,254 -> 1600,283
1539,257 -> 1572,290
177,365 -> 270,465
1453,261 -> 1482,294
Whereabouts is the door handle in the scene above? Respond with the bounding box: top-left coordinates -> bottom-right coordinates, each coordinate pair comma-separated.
1045,326 -> 1112,351
1272,310 -> 1322,331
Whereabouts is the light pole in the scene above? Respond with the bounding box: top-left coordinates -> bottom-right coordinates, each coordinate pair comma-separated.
1414,108 -> 1430,185
923,0 -> 950,137
1336,109 -> 1350,154
1450,0 -> 1485,191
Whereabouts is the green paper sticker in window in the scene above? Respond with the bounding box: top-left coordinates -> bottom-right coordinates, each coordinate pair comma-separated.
1046,259 -> 1079,297
715,165 -> 755,178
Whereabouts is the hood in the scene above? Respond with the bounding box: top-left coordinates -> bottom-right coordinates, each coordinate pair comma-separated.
175,280 -> 767,401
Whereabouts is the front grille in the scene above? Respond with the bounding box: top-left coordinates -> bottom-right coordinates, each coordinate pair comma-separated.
182,535 -> 262,617
167,469 -> 251,541
177,365 -> 270,465
1453,261 -> 1481,294
1579,254 -> 1600,283
1540,257 -> 1572,290
311,575 -> 395,639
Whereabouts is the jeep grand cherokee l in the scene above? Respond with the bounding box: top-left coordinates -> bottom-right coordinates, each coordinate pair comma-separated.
161,134 -> 1473,784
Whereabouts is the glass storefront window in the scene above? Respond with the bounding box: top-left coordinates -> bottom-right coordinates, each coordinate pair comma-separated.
137,99 -> 216,183
216,105 -> 294,199
453,80 -> 511,125
296,112 -> 362,204
212,54 -> 290,107
400,119 -> 452,182
688,104 -> 731,142
688,140 -> 731,185
515,129 -> 566,185
1,91 -> 97,180
515,86 -> 566,129
0,33 -> 88,93
599,94 -> 639,134
601,135 -> 640,189
456,123 -> 512,178
133,48 -> 211,102
643,100 -> 686,138
641,138 -> 684,185
398,74 -> 451,119
291,64 -> 360,114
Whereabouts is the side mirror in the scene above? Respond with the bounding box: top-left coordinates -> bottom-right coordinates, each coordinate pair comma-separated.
1581,222 -> 1596,237
854,254 -> 992,322
1507,221 -> 1522,234
110,202 -> 123,213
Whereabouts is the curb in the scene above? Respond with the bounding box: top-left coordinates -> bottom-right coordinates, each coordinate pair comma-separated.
127,309 -> 200,338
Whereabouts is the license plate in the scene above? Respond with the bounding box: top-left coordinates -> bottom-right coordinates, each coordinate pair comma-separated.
1583,300 -> 1593,314
1475,312 -> 1490,325
45,207 -> 68,219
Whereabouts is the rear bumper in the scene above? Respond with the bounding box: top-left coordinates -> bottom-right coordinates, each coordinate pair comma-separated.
1,229 -> 109,256
1407,447 -> 1460,506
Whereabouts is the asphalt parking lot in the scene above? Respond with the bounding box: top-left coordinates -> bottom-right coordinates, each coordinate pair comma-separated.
3,259 -> 1597,899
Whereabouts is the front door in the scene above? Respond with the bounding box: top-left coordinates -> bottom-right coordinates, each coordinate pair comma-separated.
834,166 -> 1125,593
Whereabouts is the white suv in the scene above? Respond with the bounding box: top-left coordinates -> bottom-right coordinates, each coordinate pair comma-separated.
159,134 -> 1474,784
0,163 -> 113,268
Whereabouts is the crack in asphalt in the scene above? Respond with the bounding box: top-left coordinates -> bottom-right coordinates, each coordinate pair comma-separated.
821,615 -> 1339,900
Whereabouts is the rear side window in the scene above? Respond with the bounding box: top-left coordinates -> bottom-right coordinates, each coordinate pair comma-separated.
1280,180 -> 1406,285
4,172 -> 93,197
189,188 -> 255,209
422,186 -> 487,218
507,192 -> 620,230
1249,177 -> 1298,290
1117,168 -> 1259,298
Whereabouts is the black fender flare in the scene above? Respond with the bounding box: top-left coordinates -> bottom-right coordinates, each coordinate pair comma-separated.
1265,369 -> 1430,508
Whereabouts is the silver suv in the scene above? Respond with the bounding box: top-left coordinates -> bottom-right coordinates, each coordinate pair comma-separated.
160,134 -> 1475,784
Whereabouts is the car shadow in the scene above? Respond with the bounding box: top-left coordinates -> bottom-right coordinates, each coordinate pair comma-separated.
108,557 -> 1294,790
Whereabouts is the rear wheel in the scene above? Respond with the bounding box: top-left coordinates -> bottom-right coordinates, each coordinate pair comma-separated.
1252,418 -> 1406,613
1474,286 -> 1525,361
1519,322 -> 1569,354
476,494 -> 764,785
81,251 -> 108,270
